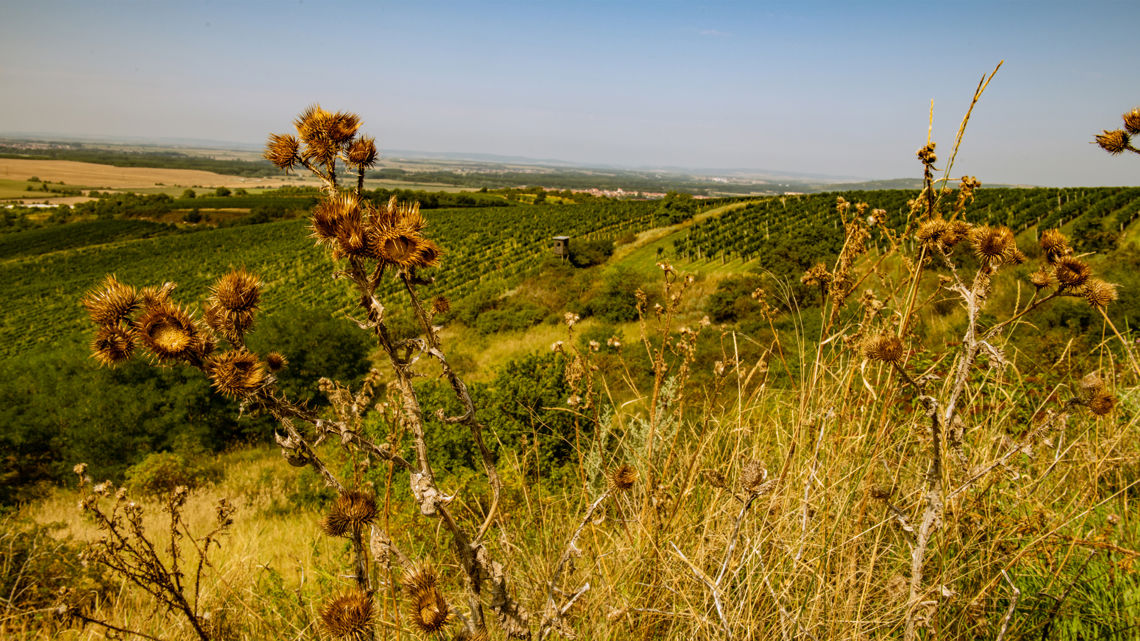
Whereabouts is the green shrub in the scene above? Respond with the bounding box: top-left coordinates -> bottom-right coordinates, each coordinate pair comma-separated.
123,452 -> 214,496
0,517 -> 112,618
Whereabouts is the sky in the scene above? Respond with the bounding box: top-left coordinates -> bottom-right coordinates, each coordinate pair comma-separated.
2,0 -> 1139,186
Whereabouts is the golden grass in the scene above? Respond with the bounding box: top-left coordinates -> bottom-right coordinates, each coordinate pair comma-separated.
0,158 -> 313,191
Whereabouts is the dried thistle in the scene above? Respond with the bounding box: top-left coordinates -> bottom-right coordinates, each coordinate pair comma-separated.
265,351 -> 288,372
322,490 -> 378,537
862,333 -> 904,363
319,591 -> 374,640
1124,108 -> 1140,135
91,325 -> 135,366
970,225 -> 1016,265
207,350 -> 265,398
1054,256 -> 1092,288
1095,129 -> 1131,155
347,136 -> 378,168
264,133 -> 300,170
1029,267 -> 1055,291
1082,278 -> 1118,309
211,269 -> 261,316
82,275 -> 139,327
135,301 -> 201,363
740,460 -> 767,494
1039,228 -> 1071,263
431,296 -> 451,315
404,564 -> 451,635
609,464 -> 637,492
916,142 -> 937,166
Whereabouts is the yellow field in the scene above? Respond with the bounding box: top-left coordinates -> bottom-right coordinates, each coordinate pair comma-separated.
0,158 -> 313,191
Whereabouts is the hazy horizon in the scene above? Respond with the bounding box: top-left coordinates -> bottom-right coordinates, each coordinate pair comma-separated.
3,0 -> 1139,187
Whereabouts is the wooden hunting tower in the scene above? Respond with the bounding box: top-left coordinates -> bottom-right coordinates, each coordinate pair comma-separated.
551,235 -> 570,259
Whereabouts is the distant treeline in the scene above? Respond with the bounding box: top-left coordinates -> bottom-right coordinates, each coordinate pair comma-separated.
371,167 -> 785,195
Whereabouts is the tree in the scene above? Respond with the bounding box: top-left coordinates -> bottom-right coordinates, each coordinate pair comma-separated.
181,188 -> 196,199
214,186 -> 231,197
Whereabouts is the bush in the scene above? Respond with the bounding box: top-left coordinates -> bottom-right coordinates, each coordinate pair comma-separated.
0,517 -> 112,618
569,238 -> 614,267
123,451 -> 216,496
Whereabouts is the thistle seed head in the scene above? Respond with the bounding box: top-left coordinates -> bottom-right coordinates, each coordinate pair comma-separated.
1029,267 -> 1055,290
1124,108 -> 1140,135
135,301 -> 200,363
1096,129 -> 1131,155
1039,229 -> 1071,263
404,564 -> 451,635
1054,256 -> 1092,288
322,490 -> 377,537
265,351 -> 288,372
740,460 -> 767,494
609,464 -> 637,492
207,350 -> 265,398
862,333 -> 904,363
970,225 -> 1016,265
212,269 -> 261,315
264,133 -> 300,170
1082,278 -> 1118,309
82,275 -> 139,327
319,591 -> 374,641
347,136 -> 378,168
91,325 -> 135,366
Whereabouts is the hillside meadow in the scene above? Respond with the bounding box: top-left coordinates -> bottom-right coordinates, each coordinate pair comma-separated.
2,145 -> 1139,639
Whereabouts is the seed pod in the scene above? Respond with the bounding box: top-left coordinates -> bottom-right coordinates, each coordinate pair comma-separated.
319,591 -> 374,641
82,275 -> 139,327
404,564 -> 451,635
609,464 -> 637,492
91,325 -> 135,366
862,333 -> 904,363
1054,256 -> 1091,288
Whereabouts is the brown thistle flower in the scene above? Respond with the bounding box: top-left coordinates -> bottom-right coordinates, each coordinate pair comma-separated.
328,111 -> 361,144
294,104 -> 334,143
404,564 -> 451,635
135,301 -> 200,363
138,282 -> 176,308
609,464 -> 637,492
91,325 -> 134,366
1082,278 -> 1118,309
1095,129 -> 1131,155
740,460 -> 767,494
970,225 -> 1016,265
1089,392 -> 1117,416
321,490 -> 377,537
1029,267 -> 1055,290
347,136 -> 378,168
431,296 -> 451,315
1054,256 -> 1092,288
1124,108 -> 1140,135
915,218 -> 949,247
311,193 -> 359,246
82,275 -> 138,327
213,269 -> 261,313
1038,228 -> 1070,262
802,263 -> 831,289
265,351 -> 288,372
207,350 -> 265,398
1076,372 -> 1106,405
319,591 -> 374,641
264,133 -> 300,170
916,142 -> 937,166
862,333 -> 904,363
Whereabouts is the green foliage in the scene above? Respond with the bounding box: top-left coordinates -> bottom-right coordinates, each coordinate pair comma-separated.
568,238 -> 614,267
0,517 -> 112,618
181,188 -> 196,199
214,186 -> 231,197
123,451 -> 216,496
585,267 -> 650,322
706,274 -> 765,324
247,305 -> 372,404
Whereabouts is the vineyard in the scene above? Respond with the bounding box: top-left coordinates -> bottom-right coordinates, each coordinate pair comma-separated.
673,187 -> 1140,265
0,199 -> 668,360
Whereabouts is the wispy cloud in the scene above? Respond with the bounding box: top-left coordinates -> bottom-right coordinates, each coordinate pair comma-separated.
699,29 -> 731,38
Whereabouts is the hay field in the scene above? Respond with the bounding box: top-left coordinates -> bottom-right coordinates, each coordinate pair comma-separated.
0,158 -> 312,191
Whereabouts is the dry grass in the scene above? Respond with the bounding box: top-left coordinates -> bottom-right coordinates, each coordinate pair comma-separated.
0,158 -> 312,191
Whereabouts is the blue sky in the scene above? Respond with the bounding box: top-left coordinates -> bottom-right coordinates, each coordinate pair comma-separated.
2,0 -> 1138,186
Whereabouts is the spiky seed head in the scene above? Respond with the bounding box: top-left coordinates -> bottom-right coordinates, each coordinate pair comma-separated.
328,111 -> 361,144
1089,392 -> 1117,416
1054,256 -> 1092,288
265,351 -> 287,371
212,269 -> 261,313
82,275 -> 139,327
970,225 -> 1016,264
1039,229 -> 1071,262
870,484 -> 893,501
1083,279 -> 1118,309
431,296 -> 451,315
91,325 -> 134,366
135,301 -> 199,363
1029,267 -> 1055,290
610,464 -> 637,492
340,490 -> 378,526
347,136 -> 378,168
294,104 -> 333,143
916,142 -> 937,165
740,460 -> 767,494
138,282 -> 176,308
1124,108 -> 1140,135
1076,372 -> 1106,404
207,350 -> 265,398
915,218 -> 950,247
311,195 -> 354,245
264,133 -> 300,170
862,333 -> 904,363
320,510 -> 351,538
801,263 -> 831,288
319,591 -> 374,640
404,564 -> 451,635
1096,129 -> 1131,155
